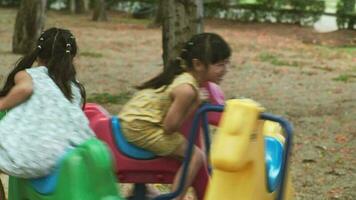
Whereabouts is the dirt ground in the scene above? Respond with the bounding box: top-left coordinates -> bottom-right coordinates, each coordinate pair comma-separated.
0,8 -> 355,200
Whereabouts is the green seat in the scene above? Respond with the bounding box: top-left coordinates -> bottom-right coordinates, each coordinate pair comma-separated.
8,138 -> 124,200
0,111 -> 6,120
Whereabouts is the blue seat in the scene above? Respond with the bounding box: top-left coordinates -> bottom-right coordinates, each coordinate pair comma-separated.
29,149 -> 73,194
29,167 -> 60,194
111,116 -> 155,159
265,136 -> 284,192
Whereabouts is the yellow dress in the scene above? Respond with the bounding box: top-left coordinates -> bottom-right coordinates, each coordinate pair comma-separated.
119,72 -> 199,156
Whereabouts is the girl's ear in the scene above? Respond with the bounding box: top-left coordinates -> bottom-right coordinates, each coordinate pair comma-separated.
192,58 -> 205,72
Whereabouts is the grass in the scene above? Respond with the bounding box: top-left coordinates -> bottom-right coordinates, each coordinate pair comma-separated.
80,51 -> 103,58
259,52 -> 300,67
337,46 -> 356,54
105,11 -> 151,25
315,45 -> 356,57
117,17 -> 151,25
87,91 -> 133,104
332,74 -> 356,82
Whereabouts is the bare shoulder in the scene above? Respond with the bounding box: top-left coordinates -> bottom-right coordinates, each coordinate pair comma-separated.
171,83 -> 198,101
14,70 -> 32,83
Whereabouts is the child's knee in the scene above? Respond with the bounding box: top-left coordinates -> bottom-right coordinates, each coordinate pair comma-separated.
193,147 -> 206,165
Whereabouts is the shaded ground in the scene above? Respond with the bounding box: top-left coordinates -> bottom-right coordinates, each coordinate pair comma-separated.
0,8 -> 355,200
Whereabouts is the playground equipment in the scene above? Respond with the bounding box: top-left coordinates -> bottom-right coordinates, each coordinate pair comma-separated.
148,100 -> 294,200
0,110 -> 122,200
84,82 -> 223,200
84,104 -> 210,200
145,100 -> 294,200
1,81 -> 294,200
7,138 -> 123,200
85,103 -> 294,200
0,111 -> 5,119
204,99 -> 294,200
84,82 -> 294,200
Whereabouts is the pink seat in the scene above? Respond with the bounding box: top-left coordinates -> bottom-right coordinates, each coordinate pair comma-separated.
84,82 -> 225,200
84,103 -> 209,200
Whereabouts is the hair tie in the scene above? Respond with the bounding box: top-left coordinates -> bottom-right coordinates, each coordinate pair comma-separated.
66,43 -> 71,48
65,50 -> 71,54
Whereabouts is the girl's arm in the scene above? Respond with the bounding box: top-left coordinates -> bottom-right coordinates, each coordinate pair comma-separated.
0,70 -> 33,111
163,84 -> 198,134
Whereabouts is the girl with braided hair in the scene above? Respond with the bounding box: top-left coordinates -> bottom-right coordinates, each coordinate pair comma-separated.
119,32 -> 232,199
0,27 -> 94,178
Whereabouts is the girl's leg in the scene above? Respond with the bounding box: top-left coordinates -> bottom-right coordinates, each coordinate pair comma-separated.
146,184 -> 161,198
169,139 -> 205,200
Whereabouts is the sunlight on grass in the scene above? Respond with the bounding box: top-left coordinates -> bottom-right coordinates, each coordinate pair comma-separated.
80,51 -> 103,58
316,45 -> 356,57
107,13 -> 151,25
259,52 -> 277,62
259,52 -> 299,67
118,17 -> 151,25
337,46 -> 356,55
332,74 -> 356,82
88,91 -> 133,104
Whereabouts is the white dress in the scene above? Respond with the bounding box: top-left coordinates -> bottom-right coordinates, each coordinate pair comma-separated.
0,66 -> 94,178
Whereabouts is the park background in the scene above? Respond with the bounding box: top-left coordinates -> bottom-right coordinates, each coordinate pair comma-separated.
0,0 -> 355,199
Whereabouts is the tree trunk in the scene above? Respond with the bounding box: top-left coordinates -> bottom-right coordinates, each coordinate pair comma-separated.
68,0 -> 89,14
219,0 -> 230,8
12,0 -> 46,54
76,0 -> 89,13
150,0 -> 163,27
162,0 -> 204,70
344,0 -> 355,30
68,0 -> 75,13
347,18 -> 354,30
92,0 -> 108,21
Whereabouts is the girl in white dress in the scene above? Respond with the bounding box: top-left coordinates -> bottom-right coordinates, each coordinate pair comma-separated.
0,28 -> 94,178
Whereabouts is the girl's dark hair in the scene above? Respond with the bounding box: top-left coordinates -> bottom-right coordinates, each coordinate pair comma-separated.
137,32 -> 232,90
0,27 -> 86,108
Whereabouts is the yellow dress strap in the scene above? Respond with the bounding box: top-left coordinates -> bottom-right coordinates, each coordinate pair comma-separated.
166,72 -> 199,94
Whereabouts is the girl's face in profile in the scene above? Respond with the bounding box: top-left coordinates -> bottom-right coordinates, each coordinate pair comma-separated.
206,58 -> 230,84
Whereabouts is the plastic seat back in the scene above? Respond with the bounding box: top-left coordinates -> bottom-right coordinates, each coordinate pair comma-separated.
111,116 -> 155,159
265,136 -> 284,192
